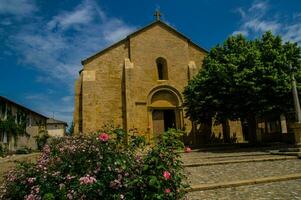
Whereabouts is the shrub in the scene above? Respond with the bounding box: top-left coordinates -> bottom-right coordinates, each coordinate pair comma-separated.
15,147 -> 32,155
34,131 -> 49,151
0,143 -> 8,157
0,128 -> 188,199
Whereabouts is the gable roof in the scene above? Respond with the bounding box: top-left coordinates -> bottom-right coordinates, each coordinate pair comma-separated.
81,20 -> 208,65
0,95 -> 48,119
47,118 -> 68,126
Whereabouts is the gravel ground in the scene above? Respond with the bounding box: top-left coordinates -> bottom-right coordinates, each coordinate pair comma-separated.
187,179 -> 301,200
185,159 -> 301,185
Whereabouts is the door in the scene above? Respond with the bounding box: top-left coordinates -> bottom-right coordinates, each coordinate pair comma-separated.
152,110 -> 164,136
152,109 -> 177,136
163,110 -> 176,131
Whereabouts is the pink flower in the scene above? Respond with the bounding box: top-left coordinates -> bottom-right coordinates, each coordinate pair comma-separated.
67,193 -> 73,200
185,147 -> 192,153
163,171 -> 171,180
79,175 -> 97,185
25,194 -> 39,200
27,177 -> 36,184
66,174 -> 76,180
165,188 -> 171,193
98,133 -> 109,142
109,179 -> 121,189
31,185 -> 40,194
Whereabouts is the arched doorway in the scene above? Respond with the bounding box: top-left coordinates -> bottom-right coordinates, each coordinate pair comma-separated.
147,86 -> 183,137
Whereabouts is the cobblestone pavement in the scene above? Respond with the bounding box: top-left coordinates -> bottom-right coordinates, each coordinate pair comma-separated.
185,159 -> 301,185
183,150 -> 301,199
187,179 -> 301,200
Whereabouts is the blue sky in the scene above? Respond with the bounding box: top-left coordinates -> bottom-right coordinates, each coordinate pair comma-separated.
0,0 -> 301,125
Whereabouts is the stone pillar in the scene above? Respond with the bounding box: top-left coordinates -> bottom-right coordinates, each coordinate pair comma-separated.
124,58 -> 134,132
292,123 -> 301,146
73,74 -> 83,135
280,114 -> 288,134
288,122 -> 301,147
188,61 -> 198,80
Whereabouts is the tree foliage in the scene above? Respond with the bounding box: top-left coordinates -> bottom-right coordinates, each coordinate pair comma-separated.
67,121 -> 74,136
183,32 -> 301,142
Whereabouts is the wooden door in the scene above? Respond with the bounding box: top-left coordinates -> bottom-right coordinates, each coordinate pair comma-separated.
152,110 -> 164,136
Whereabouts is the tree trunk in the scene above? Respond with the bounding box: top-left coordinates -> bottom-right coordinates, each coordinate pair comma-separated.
222,120 -> 230,143
246,114 -> 257,144
199,117 -> 212,144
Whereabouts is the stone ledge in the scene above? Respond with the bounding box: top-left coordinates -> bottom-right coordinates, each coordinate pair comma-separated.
187,173 -> 301,192
183,156 -> 297,167
181,153 -> 270,160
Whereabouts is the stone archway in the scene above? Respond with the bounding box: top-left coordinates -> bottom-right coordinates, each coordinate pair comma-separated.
147,86 -> 184,138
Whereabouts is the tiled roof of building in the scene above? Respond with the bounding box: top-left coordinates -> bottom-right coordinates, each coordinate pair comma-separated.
47,118 -> 68,126
0,95 -> 48,119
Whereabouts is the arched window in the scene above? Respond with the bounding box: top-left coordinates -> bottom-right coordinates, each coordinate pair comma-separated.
156,57 -> 168,80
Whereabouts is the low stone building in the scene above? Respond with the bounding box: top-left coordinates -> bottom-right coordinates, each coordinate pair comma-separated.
0,96 -> 47,150
46,118 -> 67,137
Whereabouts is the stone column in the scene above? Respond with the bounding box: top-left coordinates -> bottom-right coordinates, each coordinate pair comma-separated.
188,61 -> 198,80
124,58 -> 134,132
280,114 -> 288,134
291,123 -> 301,147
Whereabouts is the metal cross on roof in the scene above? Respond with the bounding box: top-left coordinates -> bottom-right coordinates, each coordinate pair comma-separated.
154,9 -> 161,21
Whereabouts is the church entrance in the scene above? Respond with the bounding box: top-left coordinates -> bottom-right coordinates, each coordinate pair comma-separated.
152,109 -> 176,134
147,86 -> 184,139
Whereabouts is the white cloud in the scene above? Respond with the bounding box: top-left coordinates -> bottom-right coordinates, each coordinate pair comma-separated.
232,30 -> 249,36
103,19 -> 136,43
244,19 -> 280,33
282,24 -> 301,43
7,0 -> 135,87
248,1 -> 267,12
0,0 -> 37,16
47,0 -> 95,30
233,1 -> 280,36
4,0 -> 136,123
233,1 -> 301,45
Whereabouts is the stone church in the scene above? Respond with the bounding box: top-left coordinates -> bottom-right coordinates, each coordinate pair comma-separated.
73,14 -> 207,140
73,14 -> 288,145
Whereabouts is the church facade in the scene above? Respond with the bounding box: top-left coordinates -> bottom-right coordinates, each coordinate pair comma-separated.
73,17 -> 294,145
73,19 -> 205,139
73,17 -> 252,145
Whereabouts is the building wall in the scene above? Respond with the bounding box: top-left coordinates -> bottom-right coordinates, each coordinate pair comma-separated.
78,41 -> 128,134
47,124 -> 66,137
0,100 -> 46,150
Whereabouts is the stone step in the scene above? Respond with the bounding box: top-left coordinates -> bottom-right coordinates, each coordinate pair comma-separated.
182,154 -> 276,164
185,159 -> 301,186
187,173 -> 301,192
183,156 -> 297,167
181,152 -> 270,160
181,150 -> 272,159
187,178 -> 301,200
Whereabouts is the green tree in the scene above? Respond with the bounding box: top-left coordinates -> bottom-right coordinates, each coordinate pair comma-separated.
184,32 -> 301,143
68,121 -> 74,136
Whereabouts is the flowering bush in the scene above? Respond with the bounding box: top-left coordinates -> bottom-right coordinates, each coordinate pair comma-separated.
184,147 -> 192,153
0,128 -> 188,199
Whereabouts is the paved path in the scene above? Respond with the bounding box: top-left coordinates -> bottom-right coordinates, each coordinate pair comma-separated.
183,149 -> 301,200
0,153 -> 39,182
